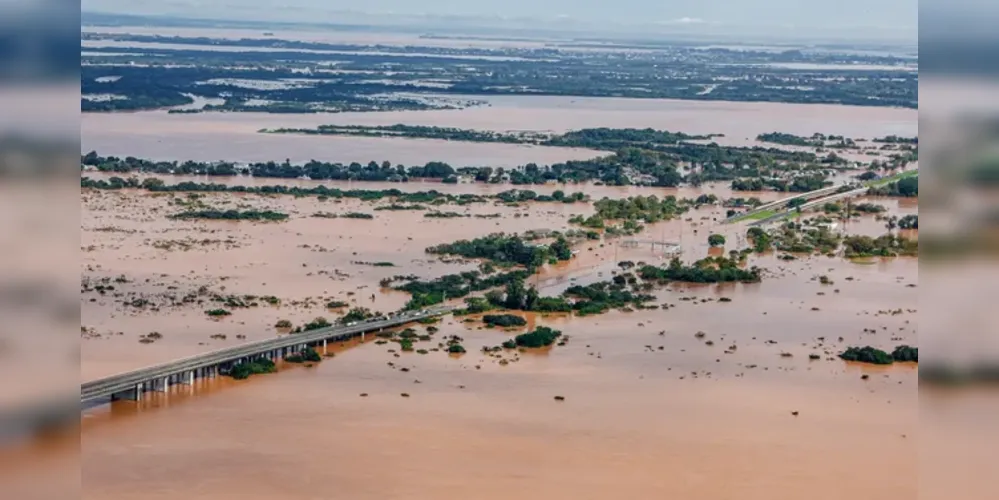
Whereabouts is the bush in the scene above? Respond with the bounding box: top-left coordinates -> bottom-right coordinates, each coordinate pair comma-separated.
839,346 -> 893,365
482,314 -> 528,327
447,344 -> 467,354
340,307 -> 376,324
274,319 -> 293,328
891,345 -> 918,362
229,359 -> 276,379
205,308 -> 231,317
707,234 -> 726,247
302,317 -> 331,331
285,347 -> 322,363
514,326 -> 563,348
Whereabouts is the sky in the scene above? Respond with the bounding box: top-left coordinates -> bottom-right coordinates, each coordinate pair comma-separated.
82,0 -> 919,43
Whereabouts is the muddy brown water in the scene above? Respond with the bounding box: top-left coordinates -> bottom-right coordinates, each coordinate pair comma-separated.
82,95 -> 916,165
75,85 -> 918,497
72,173 -> 918,499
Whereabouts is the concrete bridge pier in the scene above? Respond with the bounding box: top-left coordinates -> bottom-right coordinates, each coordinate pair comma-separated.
153,377 -> 170,392
111,382 -> 144,402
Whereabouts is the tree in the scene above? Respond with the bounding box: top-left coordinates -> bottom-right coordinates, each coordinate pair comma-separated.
708,234 -> 726,247
786,197 -> 807,209
524,286 -> 540,311
550,236 -> 573,261
485,289 -> 505,307
504,280 -> 526,310
896,176 -> 918,197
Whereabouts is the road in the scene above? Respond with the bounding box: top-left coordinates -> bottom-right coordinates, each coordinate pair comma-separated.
724,184 -> 847,224
81,306 -> 455,405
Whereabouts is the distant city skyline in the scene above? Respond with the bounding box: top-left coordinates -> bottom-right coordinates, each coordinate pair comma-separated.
82,0 -> 918,44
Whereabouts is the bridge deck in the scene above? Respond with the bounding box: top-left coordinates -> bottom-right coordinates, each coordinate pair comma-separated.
81,307 -> 454,405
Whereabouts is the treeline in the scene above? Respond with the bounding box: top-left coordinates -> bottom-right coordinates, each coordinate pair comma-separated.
267,124 -> 538,144
393,270 -> 533,310
839,345 -> 918,364
868,176 -> 918,197
82,151 -> 458,181
82,131 -> 839,187
269,125 -> 721,150
399,251 -> 764,317
873,136 -> 918,145
756,132 -> 824,147
80,176 -> 586,206
170,209 -> 288,221
82,93 -> 194,112
638,256 -> 763,284
731,174 -> 831,193
842,234 -> 918,258
426,233 -> 574,270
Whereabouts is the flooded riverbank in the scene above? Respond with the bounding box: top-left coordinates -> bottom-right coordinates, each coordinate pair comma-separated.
82,95 -> 916,165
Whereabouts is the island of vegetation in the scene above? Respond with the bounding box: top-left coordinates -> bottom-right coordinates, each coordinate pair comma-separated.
82,123 -> 902,189
511,326 -> 563,348
482,314 -> 528,327
170,209 -> 289,221
839,345 -> 918,365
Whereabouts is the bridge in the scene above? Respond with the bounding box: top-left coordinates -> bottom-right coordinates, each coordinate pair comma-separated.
724,184 -> 851,224
81,306 -> 455,406
748,186 -> 870,227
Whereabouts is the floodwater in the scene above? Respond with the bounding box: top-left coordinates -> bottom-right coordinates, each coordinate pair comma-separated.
75,175 -> 917,499
74,59 -> 919,497
81,95 -> 916,165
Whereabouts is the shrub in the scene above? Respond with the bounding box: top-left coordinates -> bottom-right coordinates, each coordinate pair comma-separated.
891,345 -> 918,362
285,347 -> 322,363
274,319 -> 293,328
302,317 -> 331,331
514,326 -> 563,348
448,344 -> 467,354
229,359 -> 276,379
707,234 -> 726,247
839,346 -> 893,365
482,314 -> 528,327
205,308 -> 231,317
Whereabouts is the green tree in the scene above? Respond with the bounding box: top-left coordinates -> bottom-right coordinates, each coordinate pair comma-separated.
524,286 -> 540,311
708,234 -> 726,247
896,176 -> 918,197
550,236 -> 572,261
505,279 -> 526,310
786,197 -> 807,209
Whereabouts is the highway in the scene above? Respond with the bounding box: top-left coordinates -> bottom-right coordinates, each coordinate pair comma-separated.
81,306 -> 455,405
724,184 -> 848,224
747,186 -> 870,227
